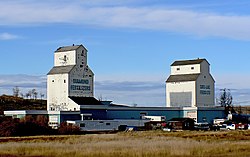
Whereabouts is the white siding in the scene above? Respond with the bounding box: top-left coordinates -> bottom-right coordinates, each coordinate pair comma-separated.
47,45 -> 94,111
54,51 -> 76,66
47,74 -> 73,111
166,81 -> 196,107
166,59 -> 215,108
171,64 -> 200,75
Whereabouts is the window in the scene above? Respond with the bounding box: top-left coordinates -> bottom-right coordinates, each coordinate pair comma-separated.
80,65 -> 83,68
106,123 -> 111,125
52,80 -> 54,82
80,123 -> 85,127
204,76 -> 206,78
64,80 -> 66,83
191,67 -> 194,70
177,68 -> 180,71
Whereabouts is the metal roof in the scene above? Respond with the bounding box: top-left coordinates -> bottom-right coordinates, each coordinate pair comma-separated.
166,74 -> 200,82
47,65 -> 75,75
171,59 -> 207,66
55,45 -> 85,52
69,97 -> 103,105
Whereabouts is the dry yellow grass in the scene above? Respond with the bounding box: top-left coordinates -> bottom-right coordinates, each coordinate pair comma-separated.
0,130 -> 250,157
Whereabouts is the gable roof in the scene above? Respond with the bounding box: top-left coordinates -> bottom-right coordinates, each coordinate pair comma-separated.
171,59 -> 208,66
47,65 -> 75,75
55,44 -> 87,52
166,74 -> 200,83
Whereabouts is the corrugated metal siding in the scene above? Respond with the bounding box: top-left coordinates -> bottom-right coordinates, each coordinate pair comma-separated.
106,109 -> 182,121
81,109 -> 107,120
197,110 -> 226,123
170,92 -> 192,107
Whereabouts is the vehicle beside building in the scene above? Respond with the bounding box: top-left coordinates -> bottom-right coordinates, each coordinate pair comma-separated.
226,124 -> 236,130
194,122 -> 211,131
213,118 -> 226,126
143,116 -> 166,122
219,123 -> 248,130
167,118 -> 195,131
143,116 -> 166,130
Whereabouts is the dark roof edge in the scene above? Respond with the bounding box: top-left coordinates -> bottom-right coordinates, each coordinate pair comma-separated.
55,44 -> 88,53
171,58 -> 209,66
47,65 -> 75,75
166,74 -> 200,83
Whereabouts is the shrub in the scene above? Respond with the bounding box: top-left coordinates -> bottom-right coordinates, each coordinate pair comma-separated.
0,116 -> 54,137
0,117 -> 19,136
58,122 -> 81,135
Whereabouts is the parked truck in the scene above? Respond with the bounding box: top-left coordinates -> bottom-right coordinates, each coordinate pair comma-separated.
220,123 -> 247,130
143,116 -> 166,122
143,116 -> 166,130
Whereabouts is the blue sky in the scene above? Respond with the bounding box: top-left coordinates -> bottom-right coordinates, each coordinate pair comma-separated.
0,0 -> 250,106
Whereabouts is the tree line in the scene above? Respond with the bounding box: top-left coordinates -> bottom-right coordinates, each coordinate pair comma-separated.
13,86 -> 45,100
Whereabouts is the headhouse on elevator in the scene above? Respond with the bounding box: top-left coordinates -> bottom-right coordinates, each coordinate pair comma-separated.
47,45 -> 94,111
166,59 -> 215,107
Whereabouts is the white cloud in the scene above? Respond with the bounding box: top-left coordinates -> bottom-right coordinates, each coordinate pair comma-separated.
0,74 -> 46,97
214,73 -> 250,89
0,33 -> 19,40
1,1 -> 250,40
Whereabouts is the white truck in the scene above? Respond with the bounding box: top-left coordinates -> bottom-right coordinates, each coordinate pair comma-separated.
213,119 -> 226,126
143,116 -> 166,122
226,124 -> 236,130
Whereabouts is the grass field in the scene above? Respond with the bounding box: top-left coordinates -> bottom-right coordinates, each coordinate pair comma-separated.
0,130 -> 250,157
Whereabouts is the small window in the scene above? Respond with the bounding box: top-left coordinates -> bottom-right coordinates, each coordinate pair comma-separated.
89,75 -> 92,77
99,121 -> 104,124
80,123 -> 85,127
80,65 -> 83,68
191,67 -> 194,70
52,80 -> 54,82
106,123 -> 111,126
204,76 -> 206,78
177,68 -> 180,71
64,80 -> 66,83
